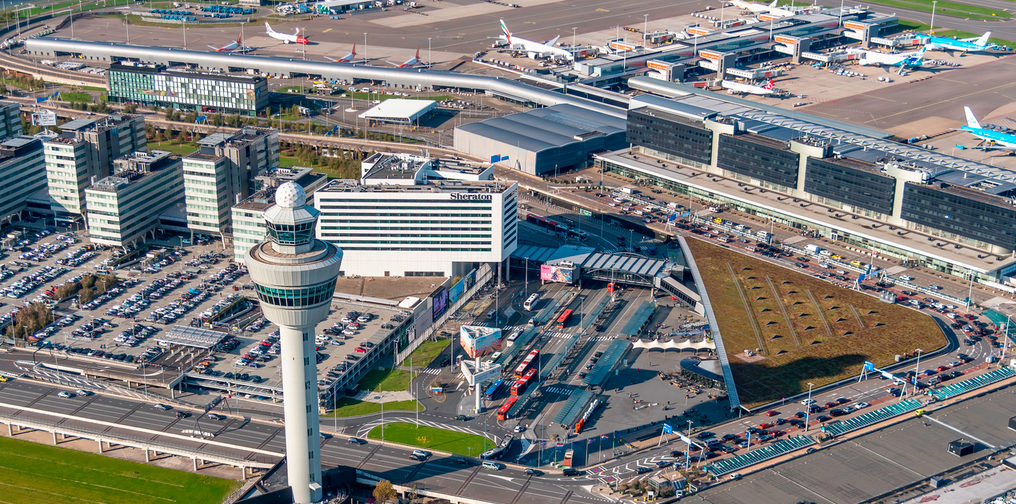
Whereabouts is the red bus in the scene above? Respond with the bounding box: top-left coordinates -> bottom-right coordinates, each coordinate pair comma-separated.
514,349 -> 540,378
497,397 -> 519,421
511,368 -> 537,396
556,309 -> 573,329
526,213 -> 561,232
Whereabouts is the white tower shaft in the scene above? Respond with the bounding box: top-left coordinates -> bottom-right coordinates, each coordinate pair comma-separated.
280,325 -> 321,499
246,181 -> 342,504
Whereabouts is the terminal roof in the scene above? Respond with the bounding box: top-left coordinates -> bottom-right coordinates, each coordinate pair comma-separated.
159,325 -> 229,350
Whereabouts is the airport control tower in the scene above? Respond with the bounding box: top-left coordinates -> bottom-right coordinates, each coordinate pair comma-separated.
246,182 -> 342,504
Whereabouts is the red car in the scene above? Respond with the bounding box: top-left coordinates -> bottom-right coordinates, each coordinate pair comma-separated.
759,422 -> 774,429
765,410 -> 779,417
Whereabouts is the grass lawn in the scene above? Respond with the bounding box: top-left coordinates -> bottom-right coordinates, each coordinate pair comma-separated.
151,142 -> 199,156
277,86 -> 309,94
322,398 -> 421,417
59,92 -> 92,103
358,369 -> 413,392
686,238 -> 947,408
0,435 -> 239,504
312,163 -> 360,179
78,85 -> 107,92
406,339 -> 450,367
897,19 -> 935,31
367,422 -> 492,456
280,156 -> 300,168
859,0 -> 1009,19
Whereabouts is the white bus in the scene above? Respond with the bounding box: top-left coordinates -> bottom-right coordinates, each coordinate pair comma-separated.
523,293 -> 540,311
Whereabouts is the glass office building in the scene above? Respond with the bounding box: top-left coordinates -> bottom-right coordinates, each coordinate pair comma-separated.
107,62 -> 269,116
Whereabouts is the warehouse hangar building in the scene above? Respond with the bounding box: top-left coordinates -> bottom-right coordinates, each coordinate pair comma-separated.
602,77 -> 1016,287
454,104 -> 627,176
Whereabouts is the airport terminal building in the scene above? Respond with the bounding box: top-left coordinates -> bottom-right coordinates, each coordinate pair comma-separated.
314,153 -> 517,277
601,79 -> 1016,286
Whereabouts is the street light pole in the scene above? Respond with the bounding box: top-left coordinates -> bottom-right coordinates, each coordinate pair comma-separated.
914,349 -> 923,393
643,15 -> 648,42
428,37 -> 432,66
804,382 -> 814,431
364,33 -> 368,66
930,1 -> 937,34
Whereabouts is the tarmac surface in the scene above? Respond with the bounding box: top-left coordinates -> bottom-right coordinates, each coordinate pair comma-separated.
60,0 -> 720,65
803,54 -> 1016,136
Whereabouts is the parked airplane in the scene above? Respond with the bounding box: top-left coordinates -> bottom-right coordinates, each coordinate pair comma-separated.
731,0 -> 779,13
208,33 -> 250,52
915,31 -> 993,53
325,44 -> 357,63
851,46 -> 926,74
387,48 -> 421,68
721,79 -> 776,95
264,21 -> 308,44
960,107 -> 1016,150
498,19 -> 573,60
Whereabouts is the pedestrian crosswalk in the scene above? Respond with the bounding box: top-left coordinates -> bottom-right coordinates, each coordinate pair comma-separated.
417,368 -> 441,375
544,386 -> 572,395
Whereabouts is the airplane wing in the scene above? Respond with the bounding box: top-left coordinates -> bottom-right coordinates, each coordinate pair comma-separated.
971,144 -> 1016,151
545,35 -> 561,47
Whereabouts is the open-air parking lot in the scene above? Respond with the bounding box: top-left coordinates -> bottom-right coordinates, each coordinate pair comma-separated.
183,298 -> 409,406
2,227 -> 410,407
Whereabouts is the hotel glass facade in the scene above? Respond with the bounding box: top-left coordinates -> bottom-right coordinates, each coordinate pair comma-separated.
107,63 -> 268,116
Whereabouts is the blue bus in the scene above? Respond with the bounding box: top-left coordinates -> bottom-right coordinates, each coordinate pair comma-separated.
483,378 -> 504,400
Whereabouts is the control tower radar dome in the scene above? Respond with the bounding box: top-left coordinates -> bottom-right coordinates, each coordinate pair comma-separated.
275,181 -> 307,208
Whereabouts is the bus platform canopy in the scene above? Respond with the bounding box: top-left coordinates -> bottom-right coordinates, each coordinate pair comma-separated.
357,98 -> 437,124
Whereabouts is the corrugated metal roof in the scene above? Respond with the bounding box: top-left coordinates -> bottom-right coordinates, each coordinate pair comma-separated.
511,245 -> 558,262
630,94 -> 717,120
456,122 -> 558,152
459,104 -> 624,153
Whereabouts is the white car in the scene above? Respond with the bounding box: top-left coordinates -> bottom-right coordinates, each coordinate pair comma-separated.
74,389 -> 93,396
898,275 -> 913,281
57,391 -> 75,398
854,402 -> 870,409
801,398 -> 816,405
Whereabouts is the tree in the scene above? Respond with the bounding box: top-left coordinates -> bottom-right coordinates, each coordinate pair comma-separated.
124,104 -> 137,114
373,480 -> 396,504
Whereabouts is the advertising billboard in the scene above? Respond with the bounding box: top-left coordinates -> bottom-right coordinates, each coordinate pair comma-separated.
432,287 -> 448,319
460,325 -> 501,359
448,280 -> 465,304
540,264 -> 574,284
